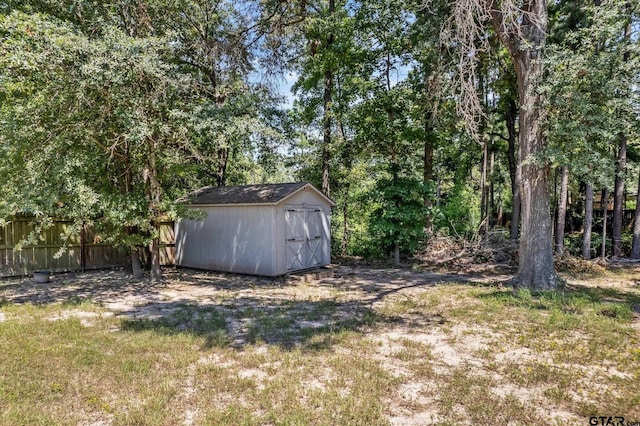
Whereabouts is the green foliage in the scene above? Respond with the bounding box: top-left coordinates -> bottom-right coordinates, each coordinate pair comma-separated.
0,3 -> 288,265
434,183 -> 481,238
368,177 -> 428,256
543,1 -> 640,184
2,0 -> 639,270
565,230 -> 636,258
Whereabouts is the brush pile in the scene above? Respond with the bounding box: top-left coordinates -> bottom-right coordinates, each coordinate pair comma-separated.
417,230 -> 517,272
554,255 -> 607,275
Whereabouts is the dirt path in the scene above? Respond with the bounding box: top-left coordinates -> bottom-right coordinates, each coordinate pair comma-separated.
0,266 -> 512,318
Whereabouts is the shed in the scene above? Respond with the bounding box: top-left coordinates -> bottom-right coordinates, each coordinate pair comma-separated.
174,182 -> 335,276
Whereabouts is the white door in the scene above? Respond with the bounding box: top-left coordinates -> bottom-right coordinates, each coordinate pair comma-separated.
305,208 -> 323,268
285,207 -> 325,271
285,208 -> 306,270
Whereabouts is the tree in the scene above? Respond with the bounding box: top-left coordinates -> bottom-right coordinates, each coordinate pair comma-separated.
407,0 -> 450,234
350,0 -> 426,264
0,11 -> 200,282
368,177 -> 428,265
555,165 -> 569,255
545,0 -> 640,259
445,0 -> 560,289
612,8 -> 633,257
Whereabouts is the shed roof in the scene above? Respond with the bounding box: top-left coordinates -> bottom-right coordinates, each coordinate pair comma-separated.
178,182 -> 335,206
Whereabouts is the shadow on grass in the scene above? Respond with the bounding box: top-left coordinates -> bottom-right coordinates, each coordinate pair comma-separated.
4,265 -> 570,353
118,297 -> 408,352
0,267 -> 290,306
116,277 -> 458,351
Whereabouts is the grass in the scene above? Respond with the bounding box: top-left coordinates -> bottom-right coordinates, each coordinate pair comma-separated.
0,267 -> 639,425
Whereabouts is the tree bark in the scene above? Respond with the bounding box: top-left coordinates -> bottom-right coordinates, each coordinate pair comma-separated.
583,0 -> 601,260
611,15 -> 631,257
480,140 -> 489,237
555,165 -> 569,255
147,141 -> 162,283
583,182 -> 593,260
506,49 -> 520,241
393,242 -> 400,267
338,117 -> 351,256
215,147 -> 228,187
149,236 -> 161,282
511,167 -> 522,241
123,143 -> 143,278
601,188 -> 608,259
631,170 -> 640,258
612,133 -> 626,257
321,0 -> 335,198
341,200 -> 349,256
131,248 -> 143,279
423,111 -> 435,233
489,150 -> 495,228
322,68 -> 332,197
491,0 -> 558,289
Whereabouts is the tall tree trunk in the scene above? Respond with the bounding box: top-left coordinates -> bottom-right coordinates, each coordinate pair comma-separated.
321,0 -> 335,198
322,68 -> 331,197
147,141 -> 162,283
124,145 -> 143,279
551,168 -> 558,242
556,166 -> 569,255
584,0 -> 601,261
489,150 -> 495,228
149,235 -> 161,282
480,140 -> 489,237
131,248 -> 143,279
612,133 -> 626,257
338,117 -> 351,256
631,170 -> 640,258
492,0 -> 559,289
601,188 -> 608,259
506,75 -> 520,240
436,150 -> 442,207
393,242 -> 400,267
215,147 -> 228,187
424,111 -> 435,233
612,16 -> 631,257
583,182 -> 593,260
341,201 -> 349,256
511,167 -> 522,241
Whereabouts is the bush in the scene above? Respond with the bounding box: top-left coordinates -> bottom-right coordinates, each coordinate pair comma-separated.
434,183 -> 481,238
367,177 -> 428,257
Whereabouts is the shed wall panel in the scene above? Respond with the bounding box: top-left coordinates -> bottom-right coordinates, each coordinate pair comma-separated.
283,188 -> 332,208
175,205 -> 275,275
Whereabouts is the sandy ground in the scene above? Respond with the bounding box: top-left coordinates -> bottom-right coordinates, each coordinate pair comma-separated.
0,265 -> 512,323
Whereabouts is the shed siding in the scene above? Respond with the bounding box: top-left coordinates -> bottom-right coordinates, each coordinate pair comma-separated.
175,205 -> 275,275
283,188 -> 331,208
175,183 -> 332,276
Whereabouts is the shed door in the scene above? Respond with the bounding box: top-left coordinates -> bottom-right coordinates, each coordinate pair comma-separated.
305,208 -> 323,267
285,207 -> 325,271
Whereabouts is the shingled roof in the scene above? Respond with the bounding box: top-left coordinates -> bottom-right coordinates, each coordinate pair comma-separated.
178,182 -> 334,205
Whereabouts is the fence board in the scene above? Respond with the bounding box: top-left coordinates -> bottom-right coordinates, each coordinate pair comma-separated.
0,217 -> 175,277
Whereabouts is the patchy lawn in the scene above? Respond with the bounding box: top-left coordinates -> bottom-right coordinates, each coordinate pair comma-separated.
0,265 -> 639,425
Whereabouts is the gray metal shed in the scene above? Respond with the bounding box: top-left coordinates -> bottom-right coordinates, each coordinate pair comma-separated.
174,182 -> 334,276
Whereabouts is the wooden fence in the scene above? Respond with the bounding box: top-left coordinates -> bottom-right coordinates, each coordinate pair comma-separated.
0,217 -> 175,277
